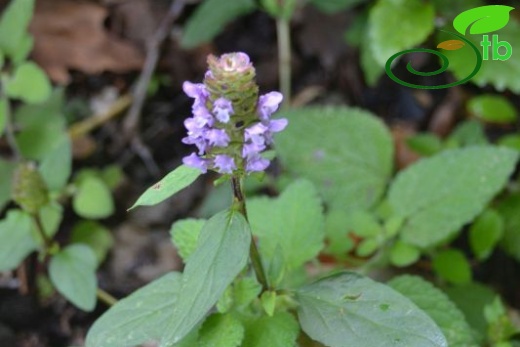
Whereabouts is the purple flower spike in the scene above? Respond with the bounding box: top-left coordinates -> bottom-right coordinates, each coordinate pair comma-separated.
258,92 -> 283,121
206,129 -> 230,147
183,153 -> 208,173
183,81 -> 209,108
213,155 -> 236,174
242,142 -> 266,158
267,118 -> 288,133
246,154 -> 270,173
213,98 -> 234,123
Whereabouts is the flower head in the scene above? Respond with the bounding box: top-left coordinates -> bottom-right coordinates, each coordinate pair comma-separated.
181,52 -> 287,175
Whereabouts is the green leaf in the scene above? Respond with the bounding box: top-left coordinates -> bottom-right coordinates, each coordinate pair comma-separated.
73,176 -> 115,219
38,202 -> 63,239
261,0 -> 296,19
242,312 -> 299,347
162,210 -> 251,345
0,209 -> 38,271
234,277 -> 262,307
389,240 -> 420,267
248,179 -> 324,270
389,275 -> 477,347
368,0 -> 435,66
130,165 -> 201,210
181,0 -> 256,48
49,244 -> 97,311
198,313 -> 244,347
309,0 -> 367,13
348,210 -> 382,238
86,272 -> 183,347
453,5 -> 514,35
406,133 -> 443,156
324,209 -> 355,258
468,95 -> 517,124
0,159 -> 16,211
469,209 -> 504,260
5,62 -> 52,104
170,218 -> 205,262
39,137 -> 72,191
0,97 -> 7,137
15,90 -> 67,160
296,271 -> 447,347
10,33 -> 33,65
498,135 -> 520,152
444,282 -> 496,340
388,146 -> 518,248
275,106 -> 393,211
260,291 -> 277,316
496,193 -> 520,262
447,120 -> 488,147
439,19 -> 520,93
355,237 -> 379,257
361,31 -> 384,86
432,249 -> 472,285
0,0 -> 34,57
70,221 -> 114,266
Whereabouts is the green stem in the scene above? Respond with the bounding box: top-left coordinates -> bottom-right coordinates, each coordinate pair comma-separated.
276,17 -> 291,109
97,288 -> 118,306
32,214 -> 53,252
231,176 -> 269,292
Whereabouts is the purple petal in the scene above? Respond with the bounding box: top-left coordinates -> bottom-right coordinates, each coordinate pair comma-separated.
205,129 -> 230,147
183,153 -> 207,173
258,92 -> 283,120
213,154 -> 236,174
268,118 -> 288,133
242,142 -> 266,158
246,154 -> 270,173
213,97 -> 234,123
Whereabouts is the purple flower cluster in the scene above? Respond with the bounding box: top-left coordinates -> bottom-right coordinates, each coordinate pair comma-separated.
181,53 -> 287,175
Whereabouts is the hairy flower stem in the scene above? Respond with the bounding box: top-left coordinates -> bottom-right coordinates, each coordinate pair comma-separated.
33,214 -> 54,252
276,17 -> 291,109
231,176 -> 269,292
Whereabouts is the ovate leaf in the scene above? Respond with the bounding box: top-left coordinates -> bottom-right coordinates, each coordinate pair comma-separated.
5,62 -> 52,104
182,0 -> 256,48
15,90 -> 67,160
198,313 -> 244,347
389,241 -> 420,267
170,218 -> 205,262
0,209 -> 38,271
389,275 -> 477,347
242,312 -> 299,347
130,165 -> 201,209
275,106 -> 393,211
468,95 -> 517,124
70,221 -> 114,266
39,137 -> 72,191
453,5 -> 514,35
432,249 -> 472,285
368,0 -> 435,66
162,210 -> 251,345
73,176 -> 114,219
296,272 -> 447,347
388,146 -> 517,248
496,193 -> 520,262
49,244 -> 97,311
469,209 -> 504,260
86,272 -> 182,347
248,179 -> 324,270
0,0 -> 34,57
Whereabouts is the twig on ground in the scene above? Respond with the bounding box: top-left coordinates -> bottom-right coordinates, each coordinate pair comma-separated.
118,0 -> 186,176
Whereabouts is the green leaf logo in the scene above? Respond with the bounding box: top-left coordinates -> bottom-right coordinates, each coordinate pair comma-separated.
453,5 -> 514,35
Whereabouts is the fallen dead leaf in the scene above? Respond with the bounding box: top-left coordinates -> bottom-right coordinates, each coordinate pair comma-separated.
29,0 -> 144,84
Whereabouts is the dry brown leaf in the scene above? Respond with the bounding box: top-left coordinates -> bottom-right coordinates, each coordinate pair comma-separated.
30,0 -> 144,84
